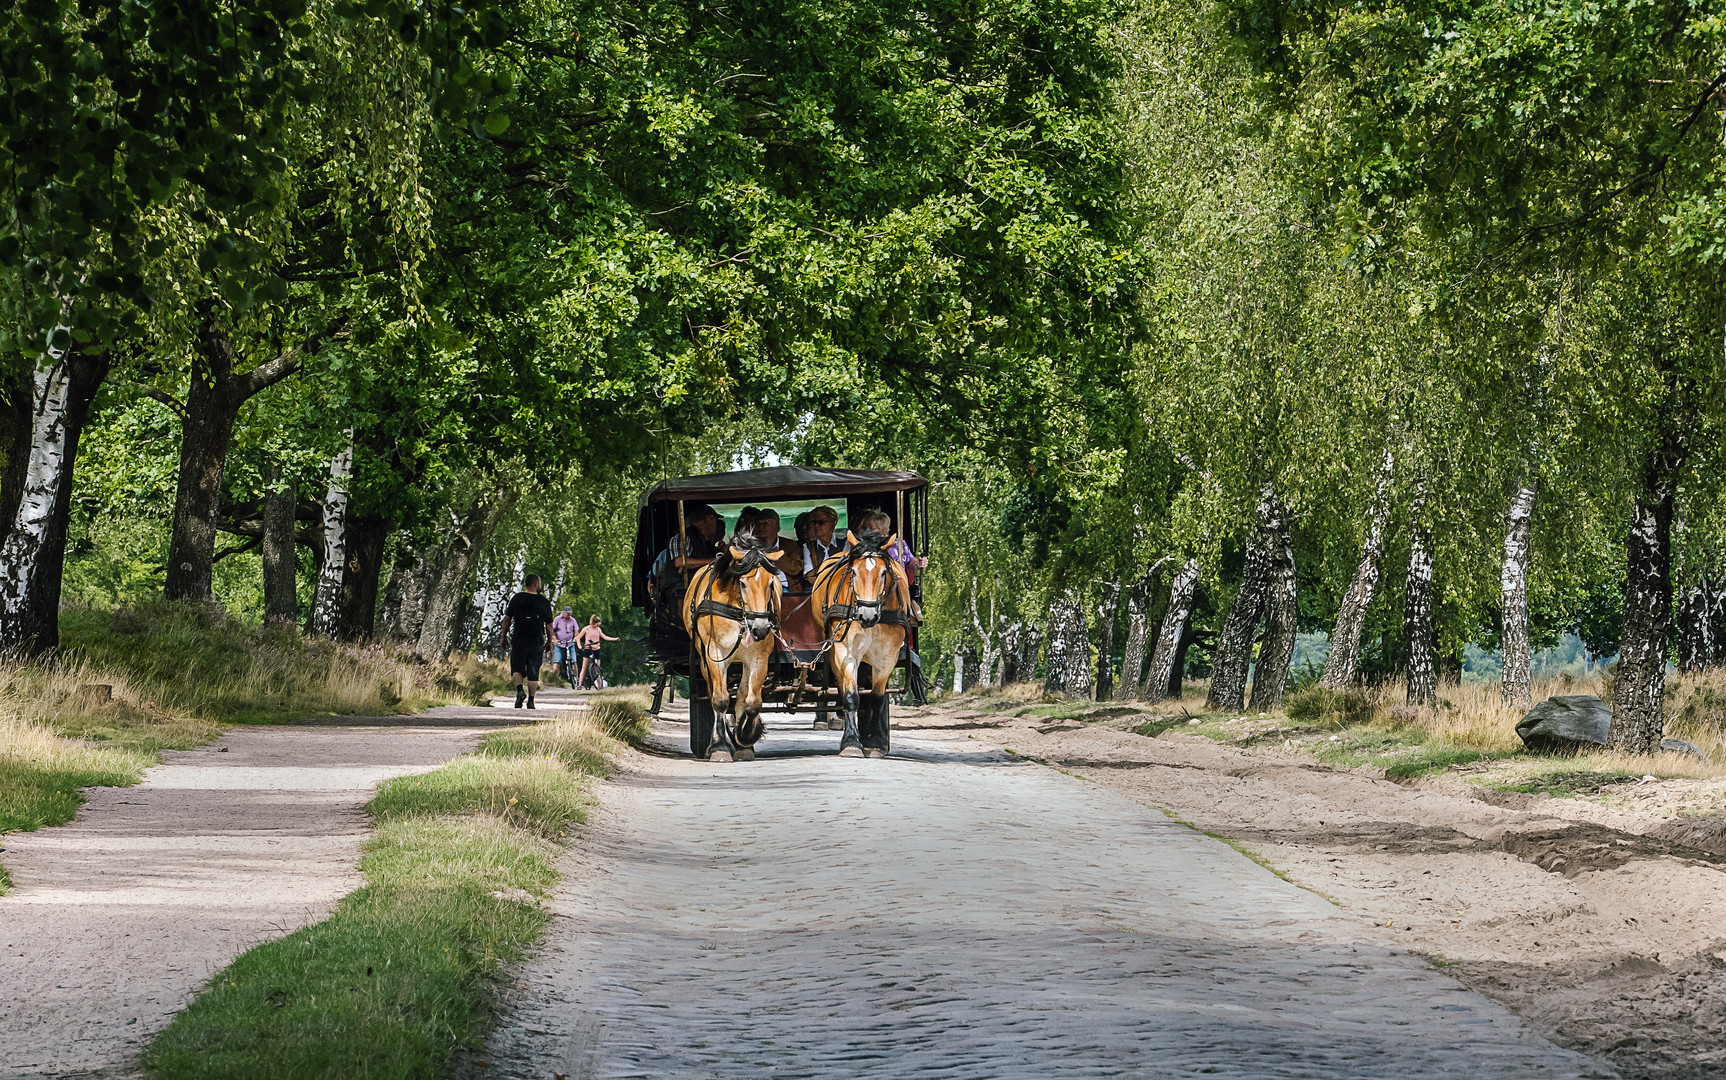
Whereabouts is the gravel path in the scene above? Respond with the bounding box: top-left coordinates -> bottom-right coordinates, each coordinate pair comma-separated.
483,712 -> 1613,1079
0,707 -> 515,1079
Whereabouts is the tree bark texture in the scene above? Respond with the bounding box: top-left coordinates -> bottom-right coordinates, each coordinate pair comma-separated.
1209,487 -> 1279,713
1250,510 -> 1298,711
164,316 -> 309,602
475,546 -> 527,657
1145,558 -> 1201,704
1094,578 -> 1122,700
1610,450 -> 1679,754
0,343 -> 111,655
1015,622 -> 1042,685
1320,450 -> 1394,689
334,512 -> 386,640
1677,580 -> 1725,674
1116,576 -> 1151,701
996,619 -> 1023,684
414,488 -> 515,658
1169,623 -> 1194,698
1500,482 -> 1539,707
1043,589 -> 1091,696
309,441 -> 354,636
261,464 -> 298,624
1404,526 -> 1436,705
966,579 -> 1002,686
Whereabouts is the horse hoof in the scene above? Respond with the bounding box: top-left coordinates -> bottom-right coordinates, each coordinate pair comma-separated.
827,720 -> 845,731
864,748 -> 887,759
839,745 -> 865,758
734,747 -> 755,762
812,719 -> 827,730
710,750 -> 734,764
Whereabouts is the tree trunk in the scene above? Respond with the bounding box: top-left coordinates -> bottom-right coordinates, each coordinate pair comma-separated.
1250,509 -> 1297,711
1116,576 -> 1152,701
0,344 -> 111,655
1094,578 -> 1122,700
261,464 -> 298,625
1321,449 -> 1394,689
967,577 -> 1002,686
475,546 -> 526,658
415,488 -> 515,659
309,441 -> 354,636
334,512 -> 386,640
1145,558 -> 1200,704
1043,589 -> 1091,696
1016,622 -> 1043,685
1405,525 -> 1436,706
996,618 -> 1023,684
1169,623 -> 1194,698
1500,481 -> 1538,707
1209,487 -> 1279,712
164,316 -> 310,602
1610,448 -> 1680,754
1677,580 -> 1722,674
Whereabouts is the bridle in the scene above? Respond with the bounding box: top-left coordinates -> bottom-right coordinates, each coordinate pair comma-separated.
689,544 -> 783,664
819,533 -> 910,641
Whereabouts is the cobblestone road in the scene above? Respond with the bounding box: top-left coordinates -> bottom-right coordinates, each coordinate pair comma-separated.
484,714 -> 1612,1079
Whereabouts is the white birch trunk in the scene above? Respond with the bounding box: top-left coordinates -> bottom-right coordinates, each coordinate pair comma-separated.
1250,514 -> 1298,711
1116,576 -> 1151,701
309,440 -> 354,638
1043,589 -> 1092,697
476,545 -> 527,658
1144,558 -> 1201,704
1320,449 -> 1394,689
1500,482 -> 1538,707
0,344 -> 77,650
1405,529 -> 1436,705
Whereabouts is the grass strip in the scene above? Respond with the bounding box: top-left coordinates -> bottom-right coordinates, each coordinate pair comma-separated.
143,697 -> 648,1080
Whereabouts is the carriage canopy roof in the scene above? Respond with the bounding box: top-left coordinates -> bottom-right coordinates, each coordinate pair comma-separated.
639,466 -> 927,504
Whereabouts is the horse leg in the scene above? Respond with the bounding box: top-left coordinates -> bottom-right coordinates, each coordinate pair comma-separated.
734,646 -> 768,758
862,660 -> 893,758
834,649 -> 864,758
701,652 -> 737,764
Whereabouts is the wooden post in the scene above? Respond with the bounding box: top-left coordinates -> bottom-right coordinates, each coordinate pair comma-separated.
677,500 -> 689,586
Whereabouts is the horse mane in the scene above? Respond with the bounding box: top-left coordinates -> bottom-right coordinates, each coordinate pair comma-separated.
852,529 -> 891,554
715,529 -> 776,581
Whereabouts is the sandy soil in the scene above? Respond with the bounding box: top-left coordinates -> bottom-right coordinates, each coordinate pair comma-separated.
0,706 -> 517,1079
894,703 -> 1726,1080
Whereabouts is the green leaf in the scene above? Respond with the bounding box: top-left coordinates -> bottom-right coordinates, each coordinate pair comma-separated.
483,112 -> 510,136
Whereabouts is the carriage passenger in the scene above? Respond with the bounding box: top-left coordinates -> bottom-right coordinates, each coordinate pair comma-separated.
800,505 -> 844,577
649,502 -> 724,597
742,507 -> 797,587
846,507 -> 926,622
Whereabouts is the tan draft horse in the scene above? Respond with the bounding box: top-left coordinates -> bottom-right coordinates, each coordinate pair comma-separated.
682,536 -> 788,762
813,530 -> 912,758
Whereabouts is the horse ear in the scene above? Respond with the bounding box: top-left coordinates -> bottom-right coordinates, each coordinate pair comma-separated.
844,530 -> 858,546
887,533 -> 900,550
728,545 -> 745,560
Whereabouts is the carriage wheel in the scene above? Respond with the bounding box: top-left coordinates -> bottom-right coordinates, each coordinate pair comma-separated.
688,679 -> 715,759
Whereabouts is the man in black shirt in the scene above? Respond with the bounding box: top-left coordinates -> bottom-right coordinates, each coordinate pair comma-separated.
500,574 -> 555,709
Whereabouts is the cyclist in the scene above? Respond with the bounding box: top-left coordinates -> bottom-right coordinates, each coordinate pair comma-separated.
577,615 -> 619,689
551,606 -> 580,685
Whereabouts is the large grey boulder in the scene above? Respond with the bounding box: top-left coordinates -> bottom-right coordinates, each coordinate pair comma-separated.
1516,695 -> 1612,753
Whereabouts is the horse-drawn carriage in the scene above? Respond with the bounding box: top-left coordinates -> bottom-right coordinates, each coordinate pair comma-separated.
633,466 -> 930,759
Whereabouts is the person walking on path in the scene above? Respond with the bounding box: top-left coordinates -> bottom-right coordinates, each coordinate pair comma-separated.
577,615 -> 620,689
551,606 -> 580,686
501,574 -> 555,708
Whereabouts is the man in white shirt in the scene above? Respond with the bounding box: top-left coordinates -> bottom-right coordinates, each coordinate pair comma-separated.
801,505 -> 843,577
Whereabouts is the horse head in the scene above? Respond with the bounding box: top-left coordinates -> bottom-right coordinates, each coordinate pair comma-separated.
718,534 -> 784,642
845,530 -> 899,628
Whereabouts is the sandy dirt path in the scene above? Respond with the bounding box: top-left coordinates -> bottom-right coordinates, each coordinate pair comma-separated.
0,706 -> 517,1079
918,704 -> 1726,1079
481,710 -> 1609,1079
